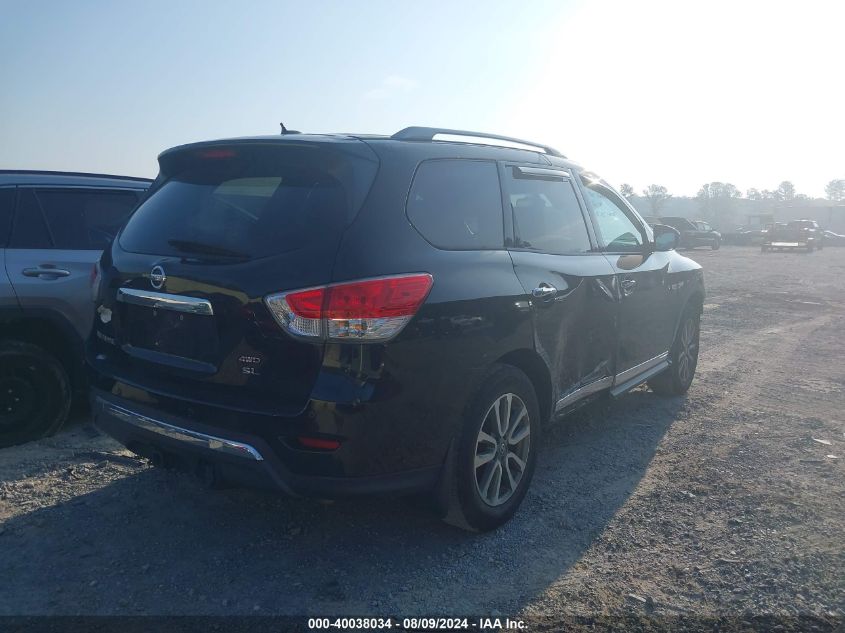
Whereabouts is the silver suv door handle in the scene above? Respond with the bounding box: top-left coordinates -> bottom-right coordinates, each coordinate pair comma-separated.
532,284 -> 558,299
22,267 -> 71,278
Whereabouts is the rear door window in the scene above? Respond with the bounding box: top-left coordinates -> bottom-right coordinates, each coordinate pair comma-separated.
0,188 -> 14,247
34,189 -> 140,250
406,159 -> 504,250
504,166 -> 592,255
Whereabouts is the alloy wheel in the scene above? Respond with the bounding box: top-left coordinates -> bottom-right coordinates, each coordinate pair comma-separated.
677,317 -> 699,385
474,393 -> 531,507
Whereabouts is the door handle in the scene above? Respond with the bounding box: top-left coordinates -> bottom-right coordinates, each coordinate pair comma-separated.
532,284 -> 558,299
22,267 -> 71,278
620,278 -> 637,295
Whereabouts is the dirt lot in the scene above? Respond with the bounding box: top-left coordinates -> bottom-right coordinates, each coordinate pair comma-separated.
1,246 -> 843,626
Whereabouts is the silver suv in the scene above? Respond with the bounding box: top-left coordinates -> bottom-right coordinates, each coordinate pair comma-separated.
1,171 -> 150,446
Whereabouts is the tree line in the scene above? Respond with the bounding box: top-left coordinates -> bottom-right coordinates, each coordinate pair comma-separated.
619,179 -> 845,215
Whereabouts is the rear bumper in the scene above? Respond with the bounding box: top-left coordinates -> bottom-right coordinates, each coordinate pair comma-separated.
767,241 -> 810,248
91,390 -> 440,497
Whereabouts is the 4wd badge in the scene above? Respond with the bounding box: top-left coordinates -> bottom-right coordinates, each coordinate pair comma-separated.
238,355 -> 262,376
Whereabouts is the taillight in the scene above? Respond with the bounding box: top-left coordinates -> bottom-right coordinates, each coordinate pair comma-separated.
265,274 -> 433,342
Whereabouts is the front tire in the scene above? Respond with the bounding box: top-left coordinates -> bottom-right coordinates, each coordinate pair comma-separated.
648,305 -> 700,396
0,341 -> 71,448
437,365 -> 540,532
711,239 -> 721,250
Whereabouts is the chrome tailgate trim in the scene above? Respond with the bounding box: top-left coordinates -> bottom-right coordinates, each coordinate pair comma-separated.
117,288 -> 214,316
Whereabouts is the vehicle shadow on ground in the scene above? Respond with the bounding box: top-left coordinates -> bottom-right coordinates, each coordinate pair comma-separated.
0,389 -> 686,616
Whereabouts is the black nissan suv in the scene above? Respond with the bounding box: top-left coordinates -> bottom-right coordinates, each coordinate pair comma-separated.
88,127 -> 704,531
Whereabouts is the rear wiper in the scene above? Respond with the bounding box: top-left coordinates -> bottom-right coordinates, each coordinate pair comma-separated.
167,239 -> 249,259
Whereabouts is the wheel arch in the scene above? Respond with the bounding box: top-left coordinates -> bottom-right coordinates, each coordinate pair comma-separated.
494,348 -> 553,424
687,286 -> 705,315
666,284 -> 705,351
0,313 -> 85,391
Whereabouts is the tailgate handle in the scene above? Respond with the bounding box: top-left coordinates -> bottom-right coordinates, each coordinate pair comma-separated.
22,266 -> 71,278
117,288 -> 214,316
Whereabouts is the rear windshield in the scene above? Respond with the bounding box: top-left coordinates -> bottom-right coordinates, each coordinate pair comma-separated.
661,217 -> 693,230
119,143 -> 378,259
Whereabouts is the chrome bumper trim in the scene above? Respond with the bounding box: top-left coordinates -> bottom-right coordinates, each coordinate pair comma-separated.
97,397 -> 264,461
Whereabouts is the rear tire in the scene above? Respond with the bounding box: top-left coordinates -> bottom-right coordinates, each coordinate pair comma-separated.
436,365 -> 540,532
0,340 -> 71,448
711,239 -> 720,250
648,305 -> 700,396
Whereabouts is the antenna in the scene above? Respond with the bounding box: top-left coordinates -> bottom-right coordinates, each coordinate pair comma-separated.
279,122 -> 300,135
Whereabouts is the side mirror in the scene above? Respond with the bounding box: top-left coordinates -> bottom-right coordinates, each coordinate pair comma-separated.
651,224 -> 681,251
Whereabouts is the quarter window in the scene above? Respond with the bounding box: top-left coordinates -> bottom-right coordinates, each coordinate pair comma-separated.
406,160 -> 504,250
506,167 -> 591,255
582,181 -> 645,252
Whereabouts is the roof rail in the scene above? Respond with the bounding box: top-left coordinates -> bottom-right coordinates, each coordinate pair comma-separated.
391,127 -> 565,157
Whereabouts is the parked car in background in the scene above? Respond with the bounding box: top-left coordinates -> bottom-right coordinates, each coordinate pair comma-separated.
692,220 -> 722,249
762,219 -> 824,252
723,225 -> 767,246
88,127 -> 705,531
658,216 -> 721,250
822,229 -> 845,246
0,171 -> 151,447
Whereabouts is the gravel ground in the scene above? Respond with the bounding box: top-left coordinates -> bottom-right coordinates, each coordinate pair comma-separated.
0,246 -> 843,627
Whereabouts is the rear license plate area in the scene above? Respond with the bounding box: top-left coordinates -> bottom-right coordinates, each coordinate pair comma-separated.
123,305 -> 218,363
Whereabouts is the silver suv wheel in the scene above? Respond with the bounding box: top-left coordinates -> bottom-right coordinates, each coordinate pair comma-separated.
474,393 -> 531,507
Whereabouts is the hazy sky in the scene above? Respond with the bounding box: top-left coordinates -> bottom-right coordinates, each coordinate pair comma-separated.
1,0 -> 842,197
